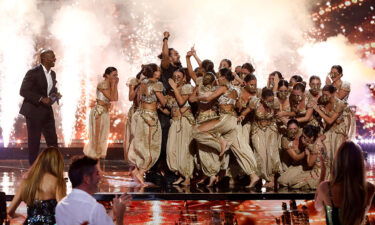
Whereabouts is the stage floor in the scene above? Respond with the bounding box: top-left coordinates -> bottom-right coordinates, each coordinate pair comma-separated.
2,154 -> 375,224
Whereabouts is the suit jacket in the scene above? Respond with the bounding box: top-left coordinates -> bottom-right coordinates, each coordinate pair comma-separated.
19,65 -> 58,119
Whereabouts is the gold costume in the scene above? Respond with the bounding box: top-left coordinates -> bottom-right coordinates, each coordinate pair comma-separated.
83,81 -> 111,159
166,84 -> 195,178
249,97 -> 282,181
127,79 -> 163,170
124,78 -> 140,163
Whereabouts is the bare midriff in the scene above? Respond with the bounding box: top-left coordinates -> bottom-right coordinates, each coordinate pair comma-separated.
141,102 -> 158,111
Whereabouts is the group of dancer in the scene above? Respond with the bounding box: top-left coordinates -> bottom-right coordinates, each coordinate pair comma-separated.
83,32 -> 356,189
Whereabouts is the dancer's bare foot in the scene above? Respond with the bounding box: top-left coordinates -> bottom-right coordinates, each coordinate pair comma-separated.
173,177 -> 184,185
134,169 -> 146,186
264,181 -> 274,188
130,168 -> 138,180
196,177 -> 207,185
181,178 -> 190,186
207,176 -> 218,187
219,138 -> 231,157
246,173 -> 260,188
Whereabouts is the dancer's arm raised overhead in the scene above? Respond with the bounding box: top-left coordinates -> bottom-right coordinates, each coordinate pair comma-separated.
191,46 -> 202,67
161,31 -> 171,69
186,51 -> 197,83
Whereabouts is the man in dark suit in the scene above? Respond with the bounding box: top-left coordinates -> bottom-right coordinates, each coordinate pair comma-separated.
19,49 -> 61,165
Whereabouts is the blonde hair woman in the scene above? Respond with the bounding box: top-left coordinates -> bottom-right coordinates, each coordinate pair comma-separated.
315,141 -> 375,225
7,147 -> 66,224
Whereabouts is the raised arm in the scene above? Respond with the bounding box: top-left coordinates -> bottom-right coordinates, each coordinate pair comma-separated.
191,46 -> 202,67
186,51 -> 197,83
161,32 -> 171,69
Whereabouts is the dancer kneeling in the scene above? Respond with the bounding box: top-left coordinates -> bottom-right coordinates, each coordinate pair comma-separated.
279,125 -> 327,189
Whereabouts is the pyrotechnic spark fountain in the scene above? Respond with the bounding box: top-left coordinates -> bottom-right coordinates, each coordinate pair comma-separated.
0,0 -> 43,147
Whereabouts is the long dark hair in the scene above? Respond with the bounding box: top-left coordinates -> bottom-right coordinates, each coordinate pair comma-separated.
141,63 -> 158,78
103,67 -> 117,77
331,141 -> 367,225
331,65 -> 343,74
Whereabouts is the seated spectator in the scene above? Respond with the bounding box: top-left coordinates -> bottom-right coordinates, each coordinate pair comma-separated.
315,141 -> 375,225
7,147 -> 66,225
56,156 -> 131,225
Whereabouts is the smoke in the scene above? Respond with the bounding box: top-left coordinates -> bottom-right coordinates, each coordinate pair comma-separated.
298,34 -> 375,105
129,0 -> 315,87
0,0 -> 44,147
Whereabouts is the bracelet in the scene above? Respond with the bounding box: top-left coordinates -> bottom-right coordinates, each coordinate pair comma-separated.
163,37 -> 168,41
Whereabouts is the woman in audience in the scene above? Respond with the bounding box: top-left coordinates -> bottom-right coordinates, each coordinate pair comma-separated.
315,141 -> 375,225
7,147 -> 66,225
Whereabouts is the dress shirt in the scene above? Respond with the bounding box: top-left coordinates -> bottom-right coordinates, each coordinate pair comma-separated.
41,64 -> 53,95
55,189 -> 114,225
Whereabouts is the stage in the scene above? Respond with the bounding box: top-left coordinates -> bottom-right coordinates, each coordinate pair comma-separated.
1,147 -> 375,224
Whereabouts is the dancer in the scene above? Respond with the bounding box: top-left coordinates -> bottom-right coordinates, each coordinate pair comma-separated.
189,72 -> 221,186
83,67 -> 119,160
311,85 -> 348,168
289,82 -> 319,127
19,49 -> 61,165
236,74 -> 260,144
279,125 -> 327,189
289,75 -> 303,90
194,68 -> 259,187
275,80 -> 293,127
153,31 -> 182,180
326,65 -> 356,139
239,88 -> 282,187
326,65 -> 350,102
267,71 -> 283,92
128,64 -> 166,185
278,119 -> 304,174
124,72 -> 142,163
166,69 -> 195,185
306,76 -> 322,102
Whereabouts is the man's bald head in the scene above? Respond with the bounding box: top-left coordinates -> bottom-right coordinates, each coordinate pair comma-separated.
40,49 -> 56,69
